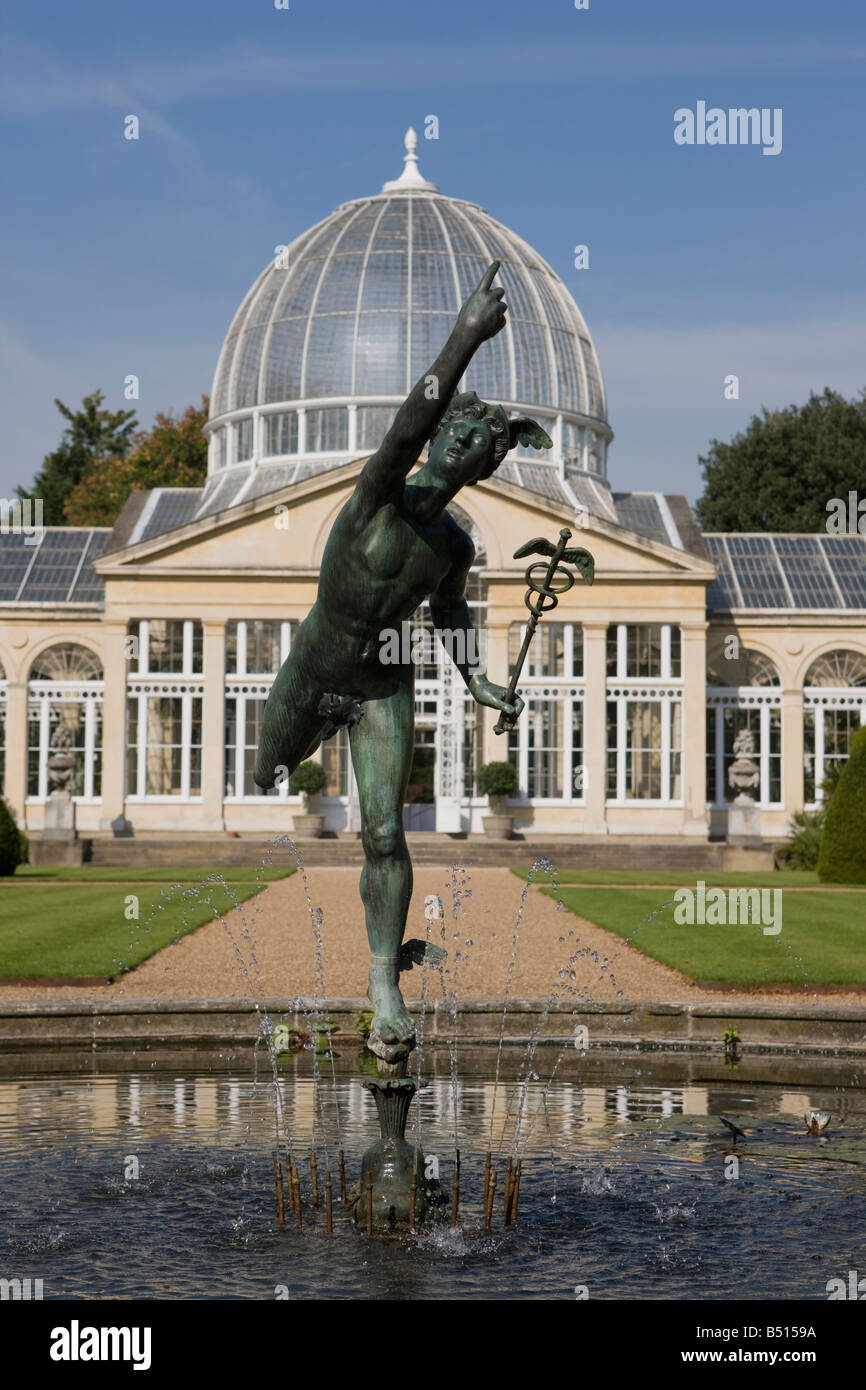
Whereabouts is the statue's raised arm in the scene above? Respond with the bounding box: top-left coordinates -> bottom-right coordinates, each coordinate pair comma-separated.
355,262 -> 507,509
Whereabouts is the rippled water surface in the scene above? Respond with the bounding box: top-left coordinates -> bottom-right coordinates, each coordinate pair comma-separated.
1,1058 -> 864,1299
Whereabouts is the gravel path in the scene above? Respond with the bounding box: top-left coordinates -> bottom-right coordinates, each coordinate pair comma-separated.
0,867 -> 861,1008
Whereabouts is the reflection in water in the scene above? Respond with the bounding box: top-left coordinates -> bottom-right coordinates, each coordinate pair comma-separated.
1,1065 -> 864,1300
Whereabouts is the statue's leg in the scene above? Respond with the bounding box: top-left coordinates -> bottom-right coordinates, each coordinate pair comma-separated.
254,644 -> 328,790
349,675 -> 415,1054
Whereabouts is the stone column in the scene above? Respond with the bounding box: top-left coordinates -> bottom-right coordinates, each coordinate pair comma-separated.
200,622 -> 226,831
681,622 -> 709,837
4,679 -> 28,823
482,620 -> 510,765
581,622 -> 608,834
98,623 -> 129,830
781,688 -> 804,814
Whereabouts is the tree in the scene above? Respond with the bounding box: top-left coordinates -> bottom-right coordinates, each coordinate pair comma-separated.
16,392 -> 138,525
63,398 -> 209,526
816,726 -> 866,884
695,387 -> 866,532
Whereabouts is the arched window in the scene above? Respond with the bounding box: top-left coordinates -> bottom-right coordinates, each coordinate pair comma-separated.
804,648 -> 866,803
27,643 -> 104,799
706,648 -> 782,808
805,650 -> 866,688
707,649 -> 780,687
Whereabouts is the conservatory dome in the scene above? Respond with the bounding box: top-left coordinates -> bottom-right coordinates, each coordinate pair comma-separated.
201,130 -> 612,517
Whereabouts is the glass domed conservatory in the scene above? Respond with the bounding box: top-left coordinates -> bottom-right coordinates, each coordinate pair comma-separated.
200,130 -> 611,518
2,130 -> 865,857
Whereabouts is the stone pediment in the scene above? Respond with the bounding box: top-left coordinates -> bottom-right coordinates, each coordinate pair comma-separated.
96,462 -> 714,587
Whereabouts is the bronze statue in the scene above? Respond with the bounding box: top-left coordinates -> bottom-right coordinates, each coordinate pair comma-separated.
255,262 -> 553,1063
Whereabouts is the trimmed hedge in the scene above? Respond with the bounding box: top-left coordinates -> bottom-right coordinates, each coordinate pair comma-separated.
0,799 -> 27,877
477,760 -> 519,798
817,725 -> 866,884
289,760 -> 327,796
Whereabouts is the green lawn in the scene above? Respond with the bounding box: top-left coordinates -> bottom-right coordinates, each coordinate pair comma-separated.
511,866 -> 822,889
0,875 -> 275,980
9,864 -> 295,883
531,882 -> 866,987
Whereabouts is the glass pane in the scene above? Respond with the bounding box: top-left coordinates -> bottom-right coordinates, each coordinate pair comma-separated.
670,702 -> 682,800
145,698 -> 183,795
236,417 -> 254,462
189,699 -> 202,797
247,621 -> 283,675
625,700 -> 663,799
322,726 -> 349,798
146,621 -> 185,674
225,622 -> 238,675
606,625 -> 619,677
571,624 -> 584,678
803,709 -> 816,803
357,406 -> 395,451
627,625 -> 662,679
669,625 -> 681,678
528,623 -> 564,678
27,706 -> 41,796
306,408 -> 348,453
224,697 -> 237,796
606,699 -> 618,797
265,412 -> 298,456
571,702 -> 584,797
706,706 -> 716,805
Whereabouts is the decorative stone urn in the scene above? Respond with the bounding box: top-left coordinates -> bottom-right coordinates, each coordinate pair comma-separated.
34,725 -> 84,865
727,727 -> 762,846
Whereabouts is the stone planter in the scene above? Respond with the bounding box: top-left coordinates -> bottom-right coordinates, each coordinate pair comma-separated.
292,812 -> 325,838
482,796 -> 514,840
481,813 -> 514,840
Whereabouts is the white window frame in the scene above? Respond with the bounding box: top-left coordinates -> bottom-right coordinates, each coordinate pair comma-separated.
507,621 -> 585,806
706,690 -> 784,810
605,623 -> 683,807
126,619 -> 204,802
224,620 -> 296,802
803,689 -> 866,807
25,681 -> 104,804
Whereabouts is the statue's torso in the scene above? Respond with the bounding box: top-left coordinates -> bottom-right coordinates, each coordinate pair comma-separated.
298,493 -> 462,693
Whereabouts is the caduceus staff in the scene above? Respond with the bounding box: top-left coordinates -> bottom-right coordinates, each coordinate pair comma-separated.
493,527 -> 595,736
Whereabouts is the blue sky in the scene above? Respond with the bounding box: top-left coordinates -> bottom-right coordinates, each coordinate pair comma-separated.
1,0 -> 864,504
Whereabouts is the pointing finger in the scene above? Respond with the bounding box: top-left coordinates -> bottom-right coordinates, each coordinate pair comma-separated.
480,261 -> 501,290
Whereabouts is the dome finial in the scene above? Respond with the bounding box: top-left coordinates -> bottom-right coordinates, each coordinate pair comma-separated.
382,126 -> 438,193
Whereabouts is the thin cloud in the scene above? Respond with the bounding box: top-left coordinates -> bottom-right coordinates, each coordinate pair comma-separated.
1,34 -> 864,117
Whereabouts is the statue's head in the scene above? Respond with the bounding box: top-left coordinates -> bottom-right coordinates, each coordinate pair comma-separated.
428,391 -> 553,486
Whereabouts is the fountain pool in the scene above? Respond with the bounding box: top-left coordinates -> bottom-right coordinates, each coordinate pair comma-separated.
2,1051 -> 864,1300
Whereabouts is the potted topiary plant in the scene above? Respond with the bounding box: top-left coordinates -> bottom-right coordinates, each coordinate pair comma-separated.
289,760 -> 328,838
477,760 -> 519,840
